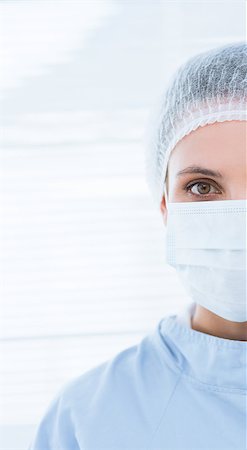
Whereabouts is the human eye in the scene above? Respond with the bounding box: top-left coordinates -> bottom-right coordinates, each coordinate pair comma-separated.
184,179 -> 222,198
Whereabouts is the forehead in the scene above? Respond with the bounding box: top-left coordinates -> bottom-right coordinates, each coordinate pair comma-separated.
168,121 -> 246,173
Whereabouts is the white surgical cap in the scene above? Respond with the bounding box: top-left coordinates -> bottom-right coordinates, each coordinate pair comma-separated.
144,42 -> 247,207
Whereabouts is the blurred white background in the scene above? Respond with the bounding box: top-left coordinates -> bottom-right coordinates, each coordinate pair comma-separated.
0,1 -> 245,448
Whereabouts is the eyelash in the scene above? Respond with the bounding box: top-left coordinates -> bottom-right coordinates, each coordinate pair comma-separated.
184,179 -> 222,197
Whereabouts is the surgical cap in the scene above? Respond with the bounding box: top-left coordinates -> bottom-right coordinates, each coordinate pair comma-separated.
145,42 -> 247,207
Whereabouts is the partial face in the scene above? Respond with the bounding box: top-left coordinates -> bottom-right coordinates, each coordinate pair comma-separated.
160,121 -> 247,224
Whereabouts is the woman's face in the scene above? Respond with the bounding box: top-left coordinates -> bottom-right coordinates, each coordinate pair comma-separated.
160,121 -> 246,224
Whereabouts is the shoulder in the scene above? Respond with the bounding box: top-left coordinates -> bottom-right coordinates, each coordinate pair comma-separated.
56,329 -> 164,413
55,325 -> 178,427
61,315 -> 183,411
29,322 -> 178,449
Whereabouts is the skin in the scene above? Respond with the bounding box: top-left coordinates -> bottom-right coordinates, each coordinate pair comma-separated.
160,120 -> 247,341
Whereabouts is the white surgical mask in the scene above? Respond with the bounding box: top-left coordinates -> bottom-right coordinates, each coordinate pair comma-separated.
164,197 -> 247,322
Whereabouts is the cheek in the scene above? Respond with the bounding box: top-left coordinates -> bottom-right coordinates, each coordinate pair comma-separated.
168,177 -> 186,202
166,157 -> 187,202
169,190 -> 186,203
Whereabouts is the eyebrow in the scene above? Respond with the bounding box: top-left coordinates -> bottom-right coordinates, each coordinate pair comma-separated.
176,165 -> 223,178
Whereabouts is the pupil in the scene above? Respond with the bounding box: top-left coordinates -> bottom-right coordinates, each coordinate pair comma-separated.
198,183 -> 210,194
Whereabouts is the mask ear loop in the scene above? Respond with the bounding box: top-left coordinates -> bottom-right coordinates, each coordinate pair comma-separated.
163,163 -> 169,207
164,181 -> 168,206
163,173 -> 169,233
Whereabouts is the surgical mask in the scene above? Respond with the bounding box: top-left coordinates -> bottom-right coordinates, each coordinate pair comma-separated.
164,196 -> 247,322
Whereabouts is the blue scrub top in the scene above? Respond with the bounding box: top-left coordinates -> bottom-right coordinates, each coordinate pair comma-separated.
28,303 -> 247,450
